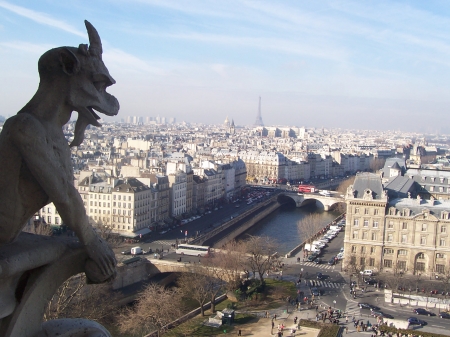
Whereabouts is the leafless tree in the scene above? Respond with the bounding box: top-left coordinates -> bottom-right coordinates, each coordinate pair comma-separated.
297,213 -> 324,245
242,235 -> 280,286
214,240 -> 247,292
440,266 -> 450,297
347,252 -> 367,287
95,221 -> 122,248
118,283 -> 184,337
45,273 -> 118,323
23,219 -> 54,236
336,177 -> 355,194
369,157 -> 386,172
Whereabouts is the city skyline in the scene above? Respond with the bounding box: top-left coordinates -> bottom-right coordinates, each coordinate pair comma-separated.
1,1 -> 450,132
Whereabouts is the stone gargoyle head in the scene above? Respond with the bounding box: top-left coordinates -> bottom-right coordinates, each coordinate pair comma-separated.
35,20 -> 119,146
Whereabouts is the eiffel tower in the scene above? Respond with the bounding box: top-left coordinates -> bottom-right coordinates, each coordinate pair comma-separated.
254,96 -> 264,127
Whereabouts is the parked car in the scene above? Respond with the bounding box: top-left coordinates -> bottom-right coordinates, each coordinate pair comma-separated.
307,254 -> 318,262
315,258 -> 323,264
413,308 -> 435,316
360,270 -> 373,276
364,278 -> 378,285
407,317 -> 426,325
439,312 -> 450,319
328,257 -> 335,265
121,250 -> 131,255
358,303 -> 379,311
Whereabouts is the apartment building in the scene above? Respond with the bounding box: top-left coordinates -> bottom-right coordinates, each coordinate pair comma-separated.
344,172 -> 450,277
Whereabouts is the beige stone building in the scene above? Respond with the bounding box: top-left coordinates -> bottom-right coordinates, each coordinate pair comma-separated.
344,172 -> 450,278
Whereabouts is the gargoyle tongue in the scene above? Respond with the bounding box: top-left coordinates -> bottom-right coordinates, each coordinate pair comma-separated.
70,108 -> 101,147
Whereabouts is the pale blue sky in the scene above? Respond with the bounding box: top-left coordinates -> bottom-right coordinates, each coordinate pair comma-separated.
1,0 -> 450,132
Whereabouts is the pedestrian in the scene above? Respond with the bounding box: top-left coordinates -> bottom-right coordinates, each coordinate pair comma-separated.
346,316 -> 348,323
345,327 -> 348,334
357,325 -> 361,332
272,321 -> 275,329
265,311 -> 269,318
238,329 -> 241,336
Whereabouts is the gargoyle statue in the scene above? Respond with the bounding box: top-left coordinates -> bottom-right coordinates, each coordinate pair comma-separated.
0,19 -> 118,312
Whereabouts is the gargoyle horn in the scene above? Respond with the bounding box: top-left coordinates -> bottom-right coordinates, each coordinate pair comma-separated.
85,20 -> 102,58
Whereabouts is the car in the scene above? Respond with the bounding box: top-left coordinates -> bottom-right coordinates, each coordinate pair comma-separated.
317,272 -> 324,280
408,317 -> 426,325
311,287 -> 321,296
315,258 -> 323,264
430,289 -> 439,294
371,311 -> 394,319
358,303 -> 380,311
307,253 -> 318,262
235,205 -> 240,208
439,312 -> 450,319
121,250 -> 131,255
360,270 -> 373,276
413,308 -> 435,316
364,278 -> 378,285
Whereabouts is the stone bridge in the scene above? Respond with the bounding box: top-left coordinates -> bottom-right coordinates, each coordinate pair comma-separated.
146,258 -> 240,282
278,191 -> 344,211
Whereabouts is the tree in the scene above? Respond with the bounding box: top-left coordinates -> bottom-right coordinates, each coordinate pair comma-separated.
347,252 -> 367,287
369,157 -> 386,172
118,283 -> 184,337
177,265 -> 214,316
336,177 -> 355,194
94,222 -> 121,248
45,273 -> 119,324
297,213 -> 325,246
213,240 -> 247,292
242,235 -> 280,286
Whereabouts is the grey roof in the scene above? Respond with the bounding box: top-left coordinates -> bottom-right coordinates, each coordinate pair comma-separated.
384,176 -> 416,198
389,197 -> 450,218
382,157 -> 406,177
352,172 -> 384,199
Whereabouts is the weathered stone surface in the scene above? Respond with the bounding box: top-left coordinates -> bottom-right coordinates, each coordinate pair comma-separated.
0,20 -> 119,337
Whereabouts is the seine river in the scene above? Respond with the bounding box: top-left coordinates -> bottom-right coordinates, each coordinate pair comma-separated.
240,203 -> 340,255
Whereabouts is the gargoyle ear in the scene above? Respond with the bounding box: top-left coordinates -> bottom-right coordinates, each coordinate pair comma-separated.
59,48 -> 80,75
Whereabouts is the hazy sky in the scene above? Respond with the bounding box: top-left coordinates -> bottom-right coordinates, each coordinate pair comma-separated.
1,1 -> 450,132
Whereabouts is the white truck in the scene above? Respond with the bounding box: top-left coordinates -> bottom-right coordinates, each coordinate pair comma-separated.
319,190 -> 331,197
131,246 -> 143,255
304,243 -> 320,252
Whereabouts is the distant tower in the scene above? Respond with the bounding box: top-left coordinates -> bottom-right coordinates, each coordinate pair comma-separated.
254,96 -> 264,127
229,119 -> 235,135
224,115 -> 230,127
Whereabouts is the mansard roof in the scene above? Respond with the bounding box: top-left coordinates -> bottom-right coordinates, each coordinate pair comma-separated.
352,172 -> 385,200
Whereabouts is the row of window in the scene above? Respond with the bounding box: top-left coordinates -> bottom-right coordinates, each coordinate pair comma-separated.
355,219 -> 449,233
354,207 -> 380,215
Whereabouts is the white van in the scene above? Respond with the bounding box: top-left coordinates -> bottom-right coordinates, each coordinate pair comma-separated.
360,269 -> 373,276
131,246 -> 143,255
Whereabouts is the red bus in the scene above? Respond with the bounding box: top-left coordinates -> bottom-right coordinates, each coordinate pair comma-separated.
298,184 -> 316,193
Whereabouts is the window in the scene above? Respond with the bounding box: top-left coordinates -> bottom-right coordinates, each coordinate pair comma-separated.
360,257 -> 366,266
440,238 -> 446,246
384,259 -> 392,268
55,217 -> 60,224
420,236 -> 427,245
397,261 -> 406,270
363,220 -> 369,227
364,208 -> 369,215
374,209 -> 379,215
371,232 -> 377,241
417,253 -> 425,259
369,258 -> 375,267
47,216 -> 51,223
402,222 -> 408,230
422,224 -> 427,231
373,221 -> 379,228
388,221 -> 394,229
430,186 -> 434,192
355,207 -> 360,214
353,219 -> 359,227
416,262 -> 425,272
384,248 -> 394,254
351,246 -> 356,253
361,246 -> 366,253
387,233 -> 393,242
436,264 -> 445,274
401,234 -> 407,243
370,247 -> 376,254
437,253 -> 446,259
441,226 -> 447,233
362,232 -> 368,239
398,249 -> 407,256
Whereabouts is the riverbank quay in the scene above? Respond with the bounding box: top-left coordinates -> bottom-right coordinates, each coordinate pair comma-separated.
285,213 -> 345,258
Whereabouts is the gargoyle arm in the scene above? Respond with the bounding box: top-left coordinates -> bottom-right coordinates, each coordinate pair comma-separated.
9,114 -> 115,277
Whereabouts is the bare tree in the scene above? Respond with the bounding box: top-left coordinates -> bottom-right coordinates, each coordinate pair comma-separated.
178,266 -> 215,316
347,252 -> 367,287
95,221 -> 122,248
336,177 -> 355,194
23,219 -> 54,236
45,273 -> 119,323
118,283 -> 184,337
440,266 -> 450,297
297,213 -> 324,246
369,157 -> 386,172
242,235 -> 280,286
214,240 -> 247,292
